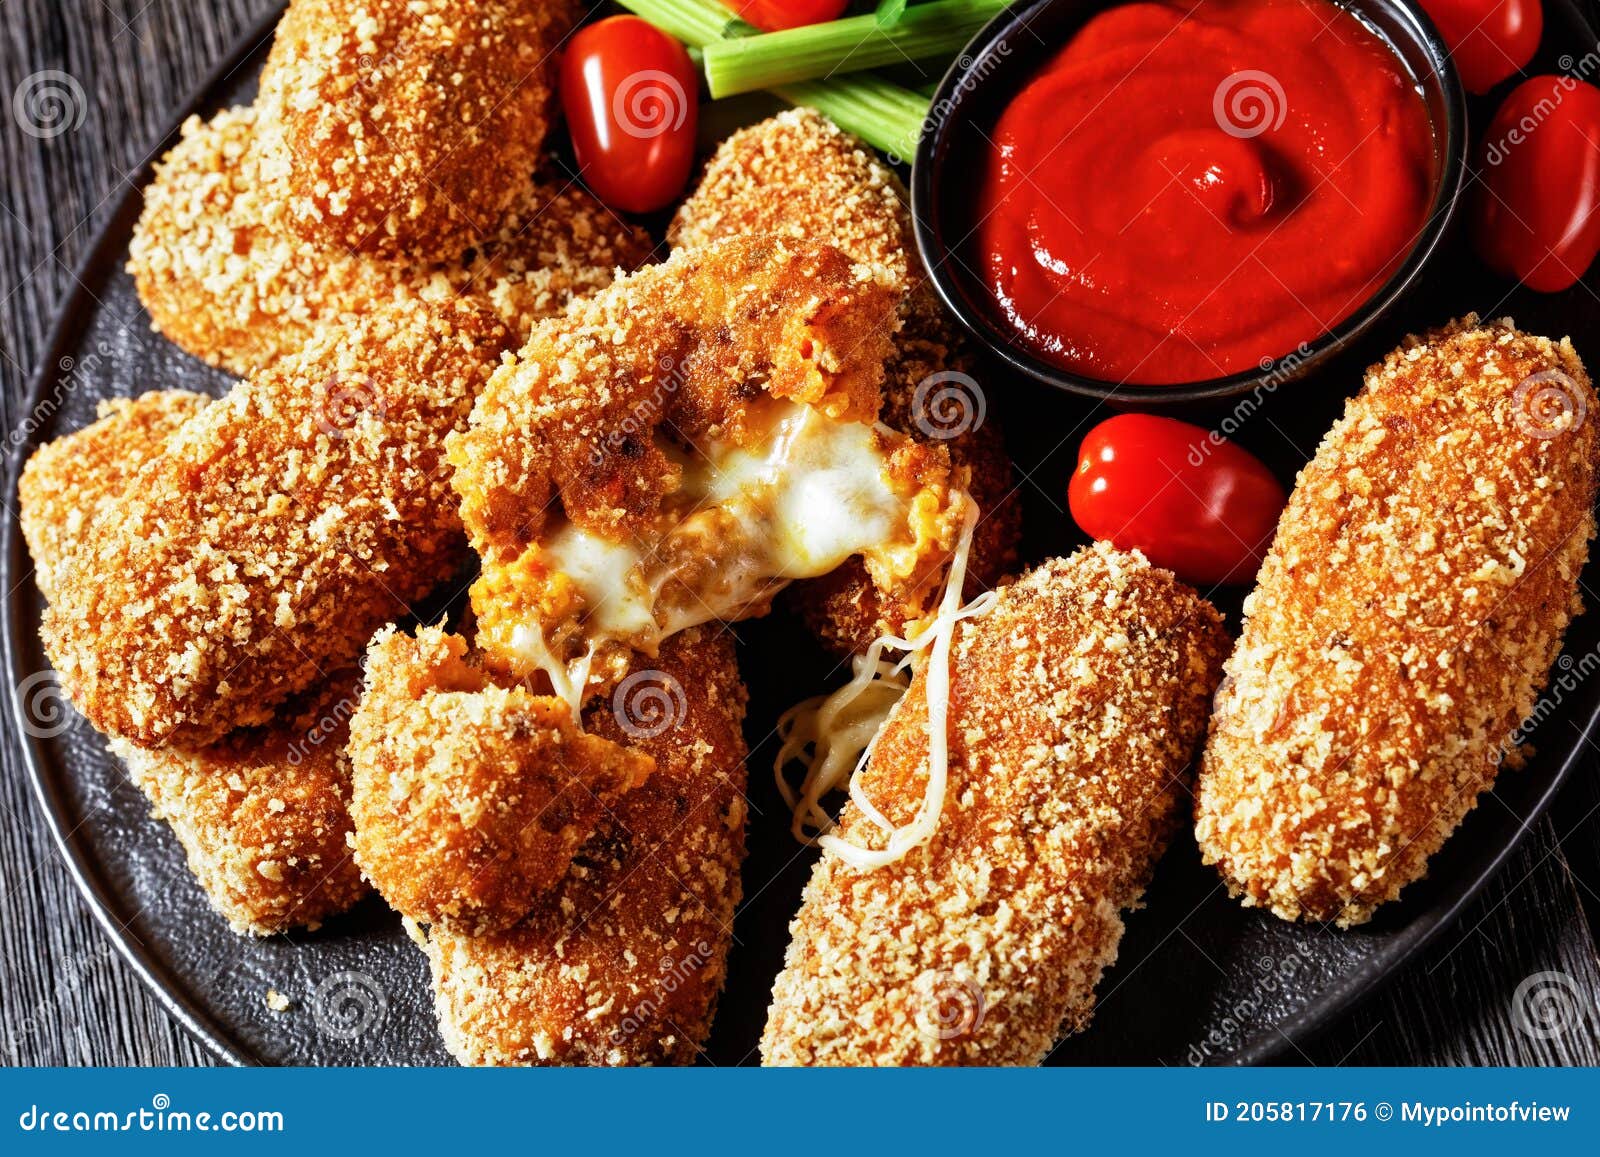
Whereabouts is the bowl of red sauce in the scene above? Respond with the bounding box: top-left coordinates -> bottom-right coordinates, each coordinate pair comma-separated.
912,0 -> 1466,405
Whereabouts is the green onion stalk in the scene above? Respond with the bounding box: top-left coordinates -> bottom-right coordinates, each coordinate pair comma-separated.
617,0 -> 979,158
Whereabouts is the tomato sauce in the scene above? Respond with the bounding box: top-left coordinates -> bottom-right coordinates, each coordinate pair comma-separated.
977,0 -> 1435,385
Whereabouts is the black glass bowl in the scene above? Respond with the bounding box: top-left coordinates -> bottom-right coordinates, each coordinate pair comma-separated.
910,0 -> 1468,407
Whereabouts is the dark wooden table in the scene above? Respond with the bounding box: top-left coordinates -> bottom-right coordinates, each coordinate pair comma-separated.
3,0 -> 1599,1067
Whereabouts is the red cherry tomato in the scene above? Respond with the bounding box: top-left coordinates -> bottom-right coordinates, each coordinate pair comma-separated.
735,0 -> 850,32
559,16 -> 698,214
1418,0 -> 1542,94
1068,414 -> 1287,586
1473,75 -> 1600,292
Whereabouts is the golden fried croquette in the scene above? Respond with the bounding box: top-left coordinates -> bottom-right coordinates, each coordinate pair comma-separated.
19,392 -> 367,935
348,625 -> 652,934
452,237 -> 901,545
668,109 -> 1021,654
425,626 -> 749,1066
446,237 -> 970,705
1195,316 -> 1599,927
109,671 -> 369,937
20,390 -> 208,604
257,0 -> 580,258
761,546 -> 1228,1066
668,108 -> 916,284
42,300 -> 514,750
129,105 -> 651,378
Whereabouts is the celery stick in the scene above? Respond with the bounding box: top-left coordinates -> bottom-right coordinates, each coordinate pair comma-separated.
615,0 -> 934,158
703,1 -> 1005,98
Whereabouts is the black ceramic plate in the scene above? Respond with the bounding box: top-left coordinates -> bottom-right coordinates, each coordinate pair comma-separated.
7,1 -> 1600,1067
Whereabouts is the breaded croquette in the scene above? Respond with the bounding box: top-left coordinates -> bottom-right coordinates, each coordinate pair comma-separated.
668,109 -> 1021,654
257,0 -> 579,258
19,392 -> 367,935
19,390 -> 208,603
109,671 -> 369,937
348,625 -> 653,934
761,546 -> 1228,1066
426,626 -> 749,1066
129,106 -> 650,378
1195,316 -> 1599,927
42,299 -> 514,750
668,108 -> 916,284
447,237 -> 971,707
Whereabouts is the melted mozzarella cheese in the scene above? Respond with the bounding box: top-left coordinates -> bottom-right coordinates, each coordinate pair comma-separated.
510,402 -> 915,714
776,503 -> 997,870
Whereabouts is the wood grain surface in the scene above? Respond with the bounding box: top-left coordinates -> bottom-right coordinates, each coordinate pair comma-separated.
2,0 -> 1599,1067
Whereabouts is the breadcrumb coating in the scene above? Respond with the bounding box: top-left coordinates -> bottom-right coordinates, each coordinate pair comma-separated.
257,0 -> 580,258
1195,316 -> 1598,926
110,671 -> 369,937
129,105 -> 650,378
668,108 -> 915,284
20,390 -> 208,604
669,108 -> 1021,653
446,236 -> 944,690
426,627 -> 749,1066
349,624 -> 652,934
42,299 -> 514,750
761,546 -> 1228,1066
19,391 -> 367,935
